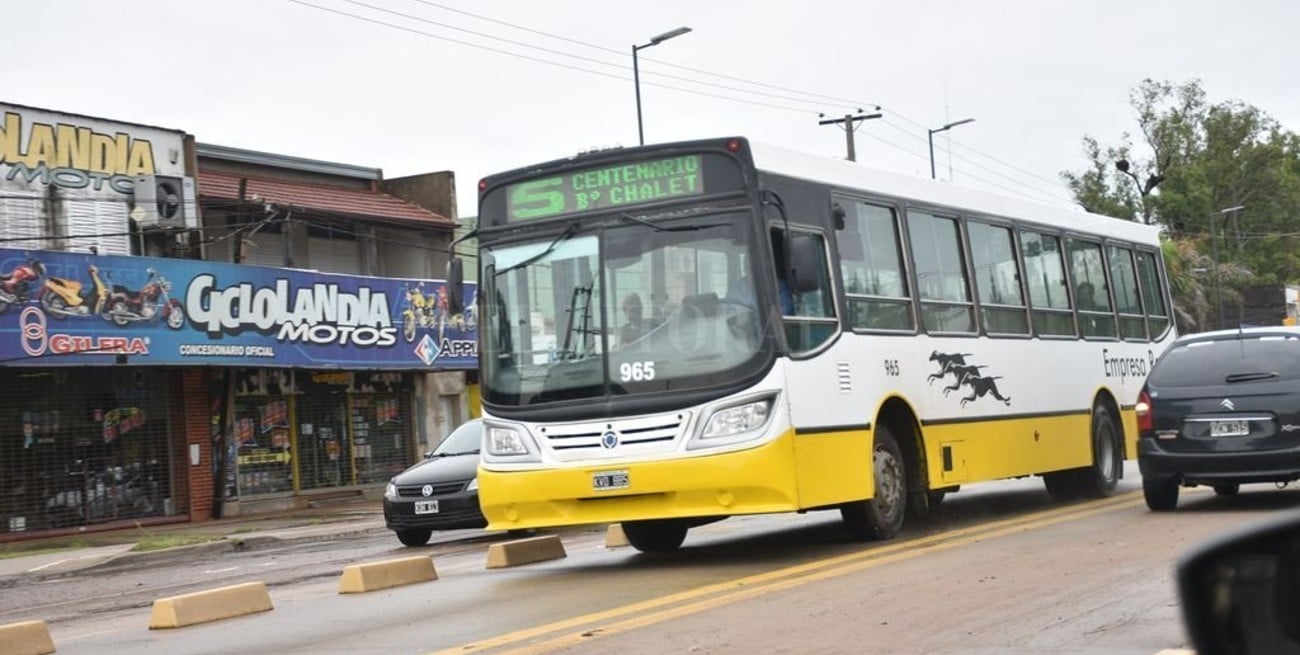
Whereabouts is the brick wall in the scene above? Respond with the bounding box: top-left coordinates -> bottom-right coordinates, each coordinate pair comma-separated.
182,369 -> 213,522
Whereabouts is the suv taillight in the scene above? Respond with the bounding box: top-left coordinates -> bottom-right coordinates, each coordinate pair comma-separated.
1136,390 -> 1153,432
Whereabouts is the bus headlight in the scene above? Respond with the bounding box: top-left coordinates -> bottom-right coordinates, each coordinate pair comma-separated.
689,394 -> 777,450
486,425 -> 535,457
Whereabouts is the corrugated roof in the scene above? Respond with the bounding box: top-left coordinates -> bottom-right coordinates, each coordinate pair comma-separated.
197,169 -> 452,227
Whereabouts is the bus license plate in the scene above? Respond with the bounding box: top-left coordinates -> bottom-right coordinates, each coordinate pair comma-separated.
1210,420 -> 1249,437
414,500 -> 440,514
592,470 -> 630,491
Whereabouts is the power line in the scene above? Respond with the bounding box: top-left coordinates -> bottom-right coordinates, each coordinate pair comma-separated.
292,0 -> 1087,202
399,0 -> 880,109
287,0 -> 821,115
336,0 -> 842,110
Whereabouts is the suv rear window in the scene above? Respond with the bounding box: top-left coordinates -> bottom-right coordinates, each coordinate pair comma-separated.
1150,334 -> 1300,387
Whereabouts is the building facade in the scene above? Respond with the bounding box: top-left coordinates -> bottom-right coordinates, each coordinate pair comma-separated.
0,102 -> 475,540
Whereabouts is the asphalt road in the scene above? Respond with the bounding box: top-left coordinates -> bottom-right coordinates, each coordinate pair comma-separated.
9,463 -> 1299,655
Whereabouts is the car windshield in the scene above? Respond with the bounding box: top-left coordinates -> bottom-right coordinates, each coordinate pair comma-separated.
1150,334 -> 1300,387
479,213 -> 765,406
431,420 -> 483,456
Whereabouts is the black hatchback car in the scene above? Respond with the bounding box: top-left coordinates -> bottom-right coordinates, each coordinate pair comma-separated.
382,418 -> 486,546
1138,327 -> 1300,511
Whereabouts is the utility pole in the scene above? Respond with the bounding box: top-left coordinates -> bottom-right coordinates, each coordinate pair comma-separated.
819,110 -> 882,162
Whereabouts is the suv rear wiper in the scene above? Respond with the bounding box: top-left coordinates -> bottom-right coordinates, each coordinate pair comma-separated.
1225,371 -> 1279,383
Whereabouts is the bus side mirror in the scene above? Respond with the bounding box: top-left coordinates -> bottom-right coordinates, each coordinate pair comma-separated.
1177,510 -> 1300,654
788,234 -> 823,293
447,258 -> 465,315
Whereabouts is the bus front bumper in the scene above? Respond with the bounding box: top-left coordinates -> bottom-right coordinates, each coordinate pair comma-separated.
478,431 -> 800,530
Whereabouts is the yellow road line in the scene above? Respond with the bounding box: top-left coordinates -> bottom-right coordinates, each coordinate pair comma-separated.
429,491 -> 1142,655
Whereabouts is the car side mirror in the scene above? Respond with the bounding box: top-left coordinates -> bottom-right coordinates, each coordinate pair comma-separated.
1178,510 -> 1300,654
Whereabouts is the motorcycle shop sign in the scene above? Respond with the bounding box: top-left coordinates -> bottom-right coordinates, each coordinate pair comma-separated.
0,248 -> 477,369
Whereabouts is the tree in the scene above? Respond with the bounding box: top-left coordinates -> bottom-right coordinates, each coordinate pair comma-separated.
1061,79 -> 1300,331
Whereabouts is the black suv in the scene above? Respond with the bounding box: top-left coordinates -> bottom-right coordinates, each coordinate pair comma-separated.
1139,327 -> 1300,511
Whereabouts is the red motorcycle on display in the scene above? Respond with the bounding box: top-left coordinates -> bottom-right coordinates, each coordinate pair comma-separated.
103,267 -> 186,329
0,258 -> 44,313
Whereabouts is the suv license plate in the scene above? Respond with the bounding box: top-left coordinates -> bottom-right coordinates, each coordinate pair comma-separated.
592,470 -> 630,491
414,500 -> 440,514
1210,420 -> 1250,437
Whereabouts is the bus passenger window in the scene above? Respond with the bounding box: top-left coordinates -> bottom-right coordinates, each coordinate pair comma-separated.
835,199 -> 914,331
906,211 -> 975,333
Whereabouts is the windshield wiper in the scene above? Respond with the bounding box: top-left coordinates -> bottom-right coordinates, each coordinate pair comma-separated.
1225,371 -> 1279,383
493,222 -> 578,278
618,213 -> 728,232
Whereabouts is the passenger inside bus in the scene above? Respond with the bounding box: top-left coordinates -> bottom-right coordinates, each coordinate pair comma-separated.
617,292 -> 646,347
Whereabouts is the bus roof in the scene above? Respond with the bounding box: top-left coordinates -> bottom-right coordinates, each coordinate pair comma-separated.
748,140 -> 1161,246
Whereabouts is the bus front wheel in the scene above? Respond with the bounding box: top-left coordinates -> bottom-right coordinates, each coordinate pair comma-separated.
841,423 -> 906,541
622,520 -> 689,552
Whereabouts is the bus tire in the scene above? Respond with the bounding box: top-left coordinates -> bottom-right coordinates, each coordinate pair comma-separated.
623,520 -> 689,552
1079,403 -> 1122,498
1043,403 -> 1122,500
841,423 -> 906,540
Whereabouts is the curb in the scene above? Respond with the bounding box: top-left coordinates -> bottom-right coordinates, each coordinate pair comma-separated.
12,521 -> 388,579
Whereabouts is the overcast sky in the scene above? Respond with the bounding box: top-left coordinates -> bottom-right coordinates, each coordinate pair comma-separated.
6,0 -> 1297,220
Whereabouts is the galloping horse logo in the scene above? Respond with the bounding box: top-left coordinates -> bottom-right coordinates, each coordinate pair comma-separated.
928,350 -> 1012,408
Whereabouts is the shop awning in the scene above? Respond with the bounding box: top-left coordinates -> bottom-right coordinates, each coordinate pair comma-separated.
198,170 -> 454,228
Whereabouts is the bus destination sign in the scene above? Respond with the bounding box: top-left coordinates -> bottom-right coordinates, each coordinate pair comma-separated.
506,154 -> 704,221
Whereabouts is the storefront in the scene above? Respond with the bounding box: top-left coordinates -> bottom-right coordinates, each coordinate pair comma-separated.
0,246 -> 477,537
0,367 -> 183,534
224,369 -> 417,499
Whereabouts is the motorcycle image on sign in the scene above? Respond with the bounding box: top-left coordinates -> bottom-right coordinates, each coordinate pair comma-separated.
103,267 -> 185,329
0,258 -> 45,313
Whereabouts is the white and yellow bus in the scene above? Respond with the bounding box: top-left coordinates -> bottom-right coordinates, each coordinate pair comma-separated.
451,137 -> 1175,551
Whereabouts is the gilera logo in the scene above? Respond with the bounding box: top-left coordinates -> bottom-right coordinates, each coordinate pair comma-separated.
186,275 -> 397,347
20,306 -> 150,357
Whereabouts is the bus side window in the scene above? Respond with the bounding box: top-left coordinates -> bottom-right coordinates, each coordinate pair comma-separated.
835,199 -> 914,331
773,228 -> 837,352
1135,250 -> 1171,337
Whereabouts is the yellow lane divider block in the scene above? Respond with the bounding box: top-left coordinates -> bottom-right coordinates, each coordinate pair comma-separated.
0,620 -> 55,655
339,556 -> 438,593
604,524 -> 629,548
486,535 -> 567,569
148,581 -> 274,629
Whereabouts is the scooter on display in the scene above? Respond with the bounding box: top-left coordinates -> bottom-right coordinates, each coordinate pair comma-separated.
40,264 -> 110,319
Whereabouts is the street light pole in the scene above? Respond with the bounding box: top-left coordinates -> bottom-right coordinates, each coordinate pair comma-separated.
1213,205 -> 1245,330
633,27 -> 691,146
927,118 -> 975,180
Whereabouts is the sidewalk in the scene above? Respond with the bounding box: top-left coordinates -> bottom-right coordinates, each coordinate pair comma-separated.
0,498 -> 388,580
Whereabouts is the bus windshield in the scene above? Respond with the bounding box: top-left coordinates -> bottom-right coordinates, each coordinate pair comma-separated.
480,211 -> 766,406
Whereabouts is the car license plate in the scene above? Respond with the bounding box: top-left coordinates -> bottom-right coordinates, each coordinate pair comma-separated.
414,500 -> 440,514
1210,420 -> 1250,437
592,470 -> 629,491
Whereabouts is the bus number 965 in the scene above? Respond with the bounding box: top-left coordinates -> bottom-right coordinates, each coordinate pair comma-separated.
620,361 -> 656,382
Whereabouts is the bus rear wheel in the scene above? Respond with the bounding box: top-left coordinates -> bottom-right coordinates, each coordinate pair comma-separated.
1043,403 -> 1122,500
622,520 -> 689,552
841,423 -> 906,541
